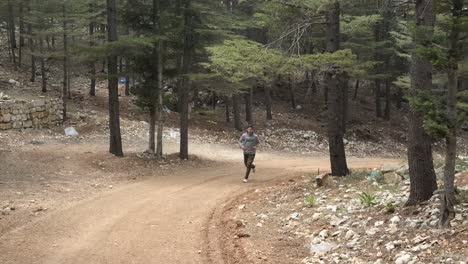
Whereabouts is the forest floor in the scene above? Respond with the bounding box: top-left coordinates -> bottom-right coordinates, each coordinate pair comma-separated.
1,57 -> 467,263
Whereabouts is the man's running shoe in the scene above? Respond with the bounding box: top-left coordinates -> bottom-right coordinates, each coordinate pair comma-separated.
243,179 -> 248,183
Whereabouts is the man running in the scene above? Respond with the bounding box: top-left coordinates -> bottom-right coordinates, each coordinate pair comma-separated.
239,125 -> 260,183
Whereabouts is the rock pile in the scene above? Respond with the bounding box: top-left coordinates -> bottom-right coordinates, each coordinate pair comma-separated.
0,99 -> 63,130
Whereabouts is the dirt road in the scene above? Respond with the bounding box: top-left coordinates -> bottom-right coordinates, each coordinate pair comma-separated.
0,141 -> 400,264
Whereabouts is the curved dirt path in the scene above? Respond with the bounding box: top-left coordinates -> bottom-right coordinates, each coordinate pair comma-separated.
0,144 -> 400,264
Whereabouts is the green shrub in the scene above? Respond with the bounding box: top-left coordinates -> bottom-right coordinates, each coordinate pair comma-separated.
304,195 -> 317,207
359,192 -> 378,207
385,202 -> 396,213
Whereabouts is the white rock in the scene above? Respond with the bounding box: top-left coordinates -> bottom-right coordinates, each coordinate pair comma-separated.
257,213 -> 268,219
387,224 -> 398,234
318,229 -> 329,239
345,230 -> 357,240
290,212 -> 300,220
390,215 -> 401,224
366,227 -> 380,235
64,127 -> 79,137
386,243 -> 395,251
327,205 -> 338,212
310,242 -> 337,254
375,221 -> 384,227
256,223 -> 263,227
330,215 -> 346,226
395,254 -> 411,264
238,205 -> 246,210
312,213 -> 321,221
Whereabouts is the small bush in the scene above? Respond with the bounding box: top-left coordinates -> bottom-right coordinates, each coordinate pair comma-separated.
305,195 -> 317,207
385,202 -> 396,213
359,192 -> 378,207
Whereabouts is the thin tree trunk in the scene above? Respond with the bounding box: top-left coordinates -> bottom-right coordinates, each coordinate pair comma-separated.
62,4 -> 68,121
8,0 -> 17,71
156,39 -> 164,158
148,107 -> 156,153
375,80 -> 383,118
211,92 -> 217,110
384,79 -> 391,120
179,0 -> 193,160
288,76 -> 296,109
19,2 -> 25,67
125,61 -> 130,96
39,37 -> 46,92
265,82 -> 273,120
46,35 -> 51,50
440,0 -> 462,228
353,79 -> 359,101
225,96 -> 230,123
28,2 -> 35,82
124,26 -> 131,96
233,94 -> 242,131
406,0 -> 437,206
396,87 -> 403,109
6,23 -> 12,61
245,86 -> 253,124
89,11 -> 96,96
107,0 -> 124,157
342,75 -> 349,133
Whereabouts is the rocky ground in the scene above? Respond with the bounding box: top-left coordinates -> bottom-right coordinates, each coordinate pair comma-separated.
221,165 -> 468,264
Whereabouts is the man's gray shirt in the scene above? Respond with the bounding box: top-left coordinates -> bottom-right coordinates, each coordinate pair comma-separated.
239,133 -> 259,154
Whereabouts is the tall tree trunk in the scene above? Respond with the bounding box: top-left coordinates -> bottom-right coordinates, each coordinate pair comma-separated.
101,24 -> 106,73
46,35 -> 51,50
211,92 -> 217,109
19,2 -> 25,67
62,4 -> 68,121
353,79 -> 359,101
440,0 -> 462,228
225,96 -> 230,123
8,0 -> 17,71
245,86 -> 253,124
396,87 -> 403,110
107,0 -> 124,157
124,26 -> 131,96
125,62 -> 130,96
89,11 -> 96,96
342,75 -> 349,133
375,80 -> 383,118
288,76 -> 296,109
384,79 -> 391,120
233,94 -> 242,131
148,107 -> 156,153
119,57 -> 123,73
325,1 -> 348,176
39,36 -> 46,92
326,68 -> 349,176
265,82 -> 273,120
406,0 -> 437,205
179,0 -> 193,160
27,2 -> 35,82
156,40 -> 164,158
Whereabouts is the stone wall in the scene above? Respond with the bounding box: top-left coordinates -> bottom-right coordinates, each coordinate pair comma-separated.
0,99 -> 63,130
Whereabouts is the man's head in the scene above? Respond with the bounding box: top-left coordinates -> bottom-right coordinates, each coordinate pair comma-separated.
247,125 -> 254,135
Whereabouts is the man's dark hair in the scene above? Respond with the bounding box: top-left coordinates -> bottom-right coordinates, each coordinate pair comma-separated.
247,125 -> 254,129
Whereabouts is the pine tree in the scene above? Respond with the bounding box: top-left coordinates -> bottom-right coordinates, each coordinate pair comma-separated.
106,0 -> 124,157
406,0 -> 438,205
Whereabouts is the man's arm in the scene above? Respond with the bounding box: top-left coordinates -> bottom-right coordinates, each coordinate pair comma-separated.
239,134 -> 246,149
